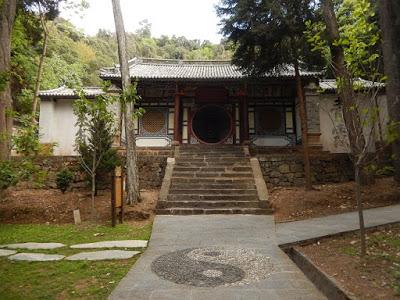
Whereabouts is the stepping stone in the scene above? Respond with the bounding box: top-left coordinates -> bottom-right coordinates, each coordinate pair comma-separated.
8,253 -> 65,261
2,242 -> 65,250
0,249 -> 17,257
66,250 -> 140,261
70,240 -> 148,249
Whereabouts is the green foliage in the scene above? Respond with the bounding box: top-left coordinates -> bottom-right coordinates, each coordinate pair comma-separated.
0,159 -> 47,191
0,160 -> 19,190
56,168 -> 74,193
12,113 -> 40,157
121,81 -> 145,119
217,0 -> 324,74
10,17 -> 233,116
305,0 -> 382,81
73,88 -> 119,193
0,71 -> 10,92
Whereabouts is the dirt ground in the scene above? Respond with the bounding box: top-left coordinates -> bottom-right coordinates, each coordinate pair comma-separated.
1,177 -> 399,225
271,177 -> 400,222
0,187 -> 158,224
298,224 -> 400,299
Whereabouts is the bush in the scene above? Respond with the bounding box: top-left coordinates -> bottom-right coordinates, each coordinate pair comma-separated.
0,160 -> 19,191
56,169 -> 74,193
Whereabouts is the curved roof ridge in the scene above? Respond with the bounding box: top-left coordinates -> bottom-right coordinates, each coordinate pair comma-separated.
131,57 -> 232,65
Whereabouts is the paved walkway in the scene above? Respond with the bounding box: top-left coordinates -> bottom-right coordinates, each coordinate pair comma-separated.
276,204 -> 400,245
110,205 -> 400,300
109,215 -> 325,300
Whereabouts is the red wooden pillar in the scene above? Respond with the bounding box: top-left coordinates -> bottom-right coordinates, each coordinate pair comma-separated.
173,92 -> 181,145
242,96 -> 249,144
238,88 -> 249,144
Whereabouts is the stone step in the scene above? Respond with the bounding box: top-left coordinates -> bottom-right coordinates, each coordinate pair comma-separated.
178,146 -> 244,151
174,161 -> 250,167
167,194 -> 259,201
171,178 -> 255,184
178,154 -> 245,158
173,166 -> 253,173
179,148 -> 244,153
170,183 -> 256,190
169,189 -> 258,195
155,208 -> 273,215
175,158 -> 250,164
157,200 -> 261,209
172,172 -> 254,178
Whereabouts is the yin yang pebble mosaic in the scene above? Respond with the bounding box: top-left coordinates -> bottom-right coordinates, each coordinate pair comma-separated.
151,247 -> 274,287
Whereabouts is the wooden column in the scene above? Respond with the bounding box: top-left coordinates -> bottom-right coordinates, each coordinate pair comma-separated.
173,92 -> 181,144
238,86 -> 249,144
242,96 -> 249,144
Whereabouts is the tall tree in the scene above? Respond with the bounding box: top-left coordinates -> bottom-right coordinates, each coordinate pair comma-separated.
31,3 -> 49,120
379,0 -> 400,182
112,0 -> 140,204
217,0 -> 323,190
1,0 -> 66,160
317,0 -> 381,257
0,0 -> 18,160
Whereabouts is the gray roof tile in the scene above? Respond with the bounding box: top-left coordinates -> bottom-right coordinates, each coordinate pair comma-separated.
100,57 -> 320,80
39,86 -> 105,98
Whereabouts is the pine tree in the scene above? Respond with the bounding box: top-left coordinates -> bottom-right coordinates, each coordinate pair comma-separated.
217,0 -> 324,190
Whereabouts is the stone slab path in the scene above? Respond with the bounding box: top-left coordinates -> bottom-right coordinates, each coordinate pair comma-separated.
66,250 -> 140,261
1,242 -> 65,250
9,253 -> 65,261
109,215 -> 325,300
70,240 -> 147,249
276,204 -> 400,246
0,249 -> 17,257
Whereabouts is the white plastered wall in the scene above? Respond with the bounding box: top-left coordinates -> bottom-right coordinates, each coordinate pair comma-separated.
319,94 -> 389,153
39,98 -> 78,156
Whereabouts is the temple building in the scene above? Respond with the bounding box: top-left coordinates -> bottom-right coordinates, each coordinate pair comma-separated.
38,58 -> 388,155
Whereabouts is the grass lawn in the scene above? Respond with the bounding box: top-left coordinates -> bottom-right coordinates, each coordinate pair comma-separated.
0,222 -> 152,300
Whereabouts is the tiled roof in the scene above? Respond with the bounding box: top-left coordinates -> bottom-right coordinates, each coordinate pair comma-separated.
100,57 -> 321,80
39,86 -> 105,98
319,78 -> 385,92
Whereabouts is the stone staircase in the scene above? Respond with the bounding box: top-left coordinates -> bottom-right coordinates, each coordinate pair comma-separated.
156,145 -> 273,215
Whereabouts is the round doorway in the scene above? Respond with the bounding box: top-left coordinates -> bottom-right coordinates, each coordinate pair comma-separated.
191,105 -> 232,144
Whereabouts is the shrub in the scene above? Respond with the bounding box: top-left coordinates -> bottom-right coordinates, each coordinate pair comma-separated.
0,160 -> 19,191
56,169 -> 74,193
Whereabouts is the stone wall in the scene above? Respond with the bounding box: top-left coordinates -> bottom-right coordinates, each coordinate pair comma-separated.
14,147 -> 173,190
136,148 -> 173,188
256,152 -> 354,187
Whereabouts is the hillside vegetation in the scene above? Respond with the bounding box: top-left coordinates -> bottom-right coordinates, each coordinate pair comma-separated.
11,17 -> 232,114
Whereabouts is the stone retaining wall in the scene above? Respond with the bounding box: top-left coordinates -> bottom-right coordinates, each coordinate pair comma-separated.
13,147 -> 173,190
256,153 -> 354,187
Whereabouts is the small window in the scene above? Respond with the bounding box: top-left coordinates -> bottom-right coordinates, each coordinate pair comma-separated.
256,107 -> 285,135
140,108 -> 167,136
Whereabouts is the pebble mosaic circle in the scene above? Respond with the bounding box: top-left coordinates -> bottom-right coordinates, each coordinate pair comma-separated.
151,247 -> 274,287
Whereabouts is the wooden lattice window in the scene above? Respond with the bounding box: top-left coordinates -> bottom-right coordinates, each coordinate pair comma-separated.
140,109 -> 167,136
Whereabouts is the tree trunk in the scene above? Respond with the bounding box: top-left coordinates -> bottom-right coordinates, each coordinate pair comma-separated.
321,0 -> 369,256
112,0 -> 140,204
355,164 -> 367,257
379,0 -> 400,183
91,151 -> 96,219
0,0 -> 17,160
321,0 -> 366,160
294,61 -> 312,190
32,13 -> 49,119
